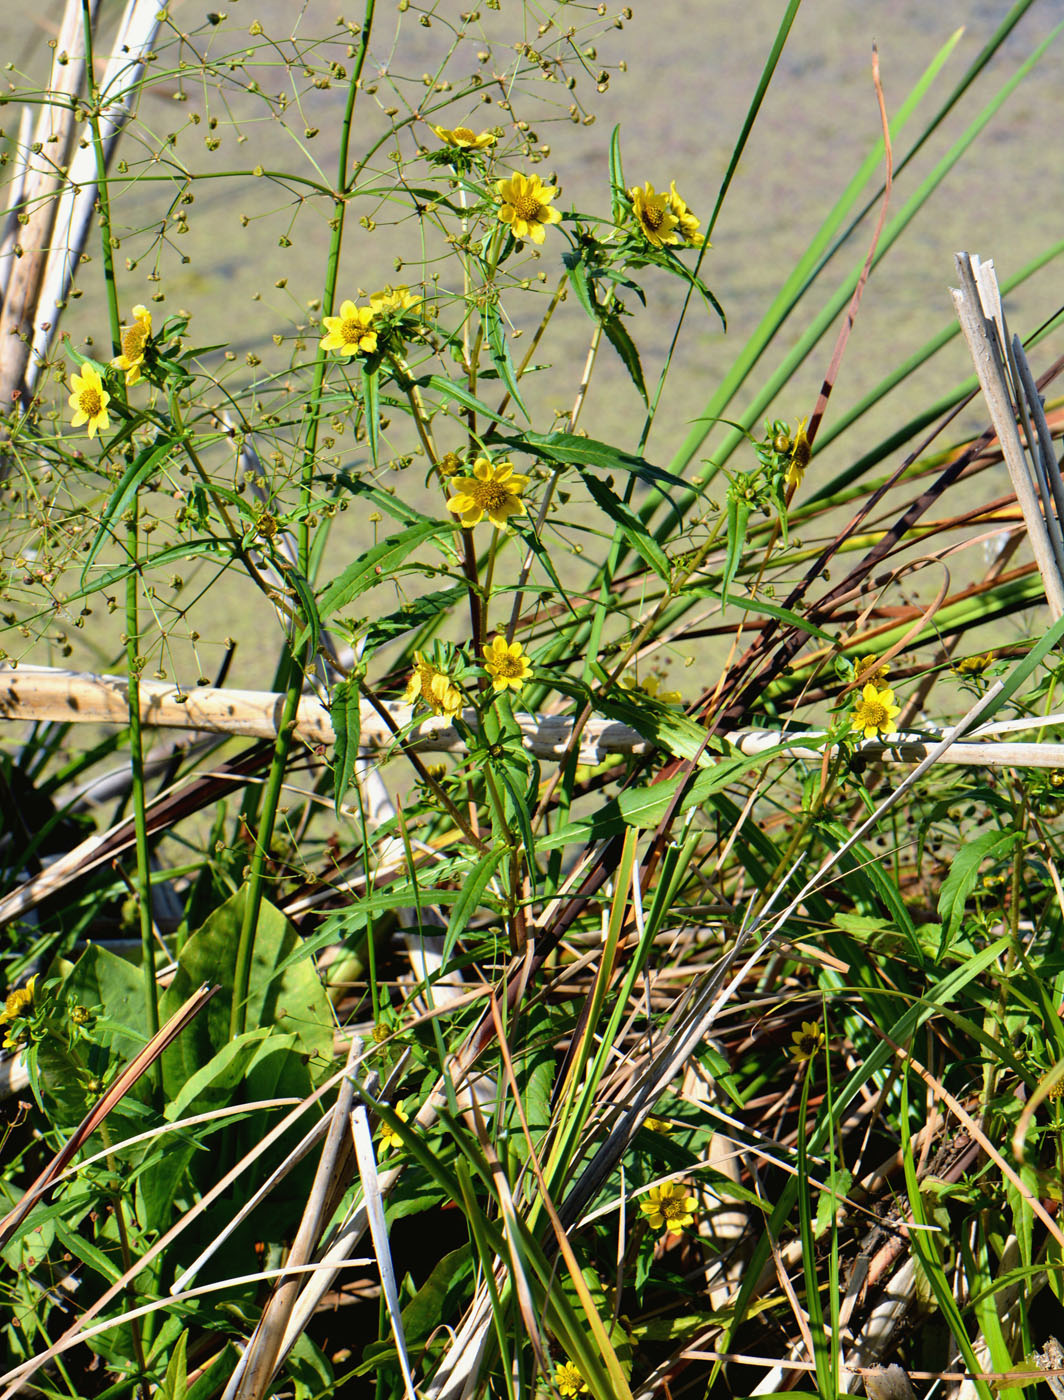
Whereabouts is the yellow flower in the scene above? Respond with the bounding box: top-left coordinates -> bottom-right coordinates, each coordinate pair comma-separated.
639,1181 -> 698,1235
790,1019 -> 825,1064
483,635 -> 532,693
68,364 -> 111,439
437,451 -> 462,478
621,673 -> 682,706
629,182 -> 680,248
447,457 -> 528,530
554,1362 -> 589,1397
786,417 -> 811,492
955,652 -> 994,675
433,124 -> 496,151
668,180 -> 701,244
402,652 -> 463,718
0,974 -> 38,1050
644,1116 -> 672,1134
854,654 -> 889,687
378,1103 -> 409,1153
319,300 -> 378,356
111,304 -> 152,386
369,284 -> 422,316
850,683 -> 901,740
496,171 -> 562,244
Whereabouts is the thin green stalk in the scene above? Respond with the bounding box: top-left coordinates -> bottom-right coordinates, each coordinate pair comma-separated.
81,0 -> 159,1061
230,0 -> 377,1041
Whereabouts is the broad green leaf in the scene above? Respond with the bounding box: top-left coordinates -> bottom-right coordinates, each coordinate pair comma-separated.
936,828 -> 1017,948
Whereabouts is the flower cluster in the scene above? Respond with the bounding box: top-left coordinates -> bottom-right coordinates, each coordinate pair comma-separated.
320,286 -> 424,358
628,180 -> 701,248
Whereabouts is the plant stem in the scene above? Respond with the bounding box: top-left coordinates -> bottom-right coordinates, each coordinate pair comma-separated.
229,0 -> 377,1040
81,0 -> 159,1063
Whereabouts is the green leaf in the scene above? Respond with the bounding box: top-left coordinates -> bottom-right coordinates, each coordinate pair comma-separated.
360,362 -> 380,466
442,845 -> 508,964
317,520 -> 449,619
514,430 -> 685,495
581,474 -> 669,580
936,828 -> 1017,948
601,312 -> 648,404
484,300 -> 530,421
359,587 -> 466,656
413,373 -> 512,428
80,436 -> 178,583
608,123 -> 626,223
158,1327 -> 189,1400
721,486 -> 751,606
330,678 -> 361,818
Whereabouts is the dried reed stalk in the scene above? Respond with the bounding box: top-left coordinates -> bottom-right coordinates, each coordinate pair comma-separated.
3,664 -> 1064,770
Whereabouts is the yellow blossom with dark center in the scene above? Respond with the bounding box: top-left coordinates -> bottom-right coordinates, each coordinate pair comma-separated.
447,457 -> 528,530
639,1181 -> 698,1234
319,300 -> 378,356
851,683 -> 901,739
554,1362 -> 589,1397
629,182 -> 680,248
378,1103 -> 409,1153
496,172 -> 562,244
67,364 -> 111,439
111,304 -> 152,386
483,635 -> 532,693
0,973 -> 38,1050
433,124 -> 496,150
790,1018 -> 825,1064
668,180 -> 702,244
402,652 -> 462,717
786,417 -> 811,491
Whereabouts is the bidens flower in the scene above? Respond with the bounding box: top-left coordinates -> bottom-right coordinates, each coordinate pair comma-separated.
378,1103 -> 409,1153
668,180 -> 702,244
447,458 -> 528,530
790,1019 -> 825,1064
402,652 -> 462,718
786,417 -> 811,492
433,124 -> 496,151
496,172 -> 562,244
67,364 -> 111,439
629,181 -> 680,248
851,684 -> 901,740
111,304 -> 152,386
621,673 -> 682,706
319,300 -> 377,356
0,973 -> 38,1050
554,1363 -> 589,1397
370,285 -> 422,316
483,635 -> 532,693
639,1181 -> 698,1235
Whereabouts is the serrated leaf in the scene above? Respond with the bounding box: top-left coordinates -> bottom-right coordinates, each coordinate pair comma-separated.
331,677 -> 361,818
581,473 -> 668,579
360,586 -> 466,655
936,828 -> 1017,949
602,312 -> 648,404
514,431 -> 685,494
413,373 -> 511,428
317,520 -> 448,618
721,486 -> 751,606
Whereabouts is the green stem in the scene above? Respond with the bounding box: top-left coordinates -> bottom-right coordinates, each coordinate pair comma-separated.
230,0 -> 377,1040
81,0 -> 159,1066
